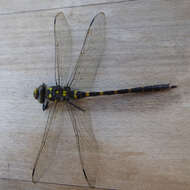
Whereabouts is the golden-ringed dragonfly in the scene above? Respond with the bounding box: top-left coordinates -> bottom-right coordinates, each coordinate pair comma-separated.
32,12 -> 177,187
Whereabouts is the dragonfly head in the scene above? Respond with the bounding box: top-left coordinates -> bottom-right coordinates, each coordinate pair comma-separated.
33,83 -> 46,104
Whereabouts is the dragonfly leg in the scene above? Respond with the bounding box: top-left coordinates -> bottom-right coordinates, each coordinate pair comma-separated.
42,99 -> 49,111
67,100 -> 85,112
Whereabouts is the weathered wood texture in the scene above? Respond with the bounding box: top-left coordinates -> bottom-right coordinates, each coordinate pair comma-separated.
0,0 -> 190,189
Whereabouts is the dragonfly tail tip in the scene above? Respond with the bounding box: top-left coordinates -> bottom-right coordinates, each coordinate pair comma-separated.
171,85 -> 177,89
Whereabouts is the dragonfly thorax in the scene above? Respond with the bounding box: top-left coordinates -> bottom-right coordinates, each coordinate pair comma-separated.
46,85 -> 72,102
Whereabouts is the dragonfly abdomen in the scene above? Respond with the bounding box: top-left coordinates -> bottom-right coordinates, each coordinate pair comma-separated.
73,84 -> 177,99
46,84 -> 177,101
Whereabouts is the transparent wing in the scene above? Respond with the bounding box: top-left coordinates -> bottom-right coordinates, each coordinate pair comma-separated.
66,102 -> 99,187
68,12 -> 106,90
32,103 -> 65,183
54,12 -> 72,86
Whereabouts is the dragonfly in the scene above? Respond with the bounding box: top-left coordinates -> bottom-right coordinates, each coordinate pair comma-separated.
32,12 -> 177,187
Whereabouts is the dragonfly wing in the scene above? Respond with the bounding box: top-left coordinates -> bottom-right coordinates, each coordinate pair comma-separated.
32,103 -> 65,183
54,12 -> 72,86
66,102 -> 99,187
68,12 -> 106,91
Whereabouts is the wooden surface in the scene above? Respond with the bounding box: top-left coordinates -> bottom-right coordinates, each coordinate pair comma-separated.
0,0 -> 190,189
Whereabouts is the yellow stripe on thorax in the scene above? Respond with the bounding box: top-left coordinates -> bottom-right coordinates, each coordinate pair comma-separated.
114,90 -> 118,94
48,93 -> 52,98
99,91 -> 104,95
74,90 -> 78,99
62,90 -> 67,97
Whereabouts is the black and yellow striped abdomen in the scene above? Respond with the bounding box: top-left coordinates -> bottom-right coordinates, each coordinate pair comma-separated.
81,84 -> 177,97
71,84 -> 177,99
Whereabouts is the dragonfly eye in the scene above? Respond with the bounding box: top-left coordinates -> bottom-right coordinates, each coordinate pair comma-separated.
33,84 -> 46,104
38,84 -> 46,104
33,88 -> 39,99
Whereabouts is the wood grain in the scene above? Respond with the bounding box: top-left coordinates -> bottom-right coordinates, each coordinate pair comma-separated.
0,0 -> 190,189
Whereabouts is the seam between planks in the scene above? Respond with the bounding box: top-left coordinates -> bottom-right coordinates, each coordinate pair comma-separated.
0,0 -> 132,16
0,177 -> 118,190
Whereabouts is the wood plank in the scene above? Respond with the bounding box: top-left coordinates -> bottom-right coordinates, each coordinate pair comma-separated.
0,0 -> 190,189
